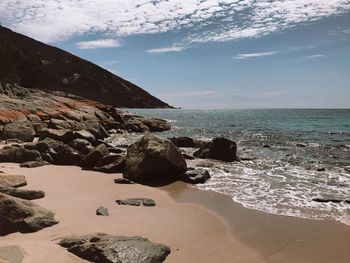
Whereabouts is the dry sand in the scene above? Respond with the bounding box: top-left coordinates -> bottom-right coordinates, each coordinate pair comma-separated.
0,163 -> 263,263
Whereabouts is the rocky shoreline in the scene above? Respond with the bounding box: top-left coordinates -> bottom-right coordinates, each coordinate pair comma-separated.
0,82 -> 241,262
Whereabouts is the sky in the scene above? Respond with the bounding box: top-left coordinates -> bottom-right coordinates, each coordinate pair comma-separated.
1,0 -> 350,109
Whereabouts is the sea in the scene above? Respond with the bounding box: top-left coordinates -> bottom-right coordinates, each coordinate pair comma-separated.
109,109 -> 350,225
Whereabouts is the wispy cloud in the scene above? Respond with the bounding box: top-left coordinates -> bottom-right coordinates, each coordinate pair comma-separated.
303,54 -> 326,59
147,46 -> 185,53
76,39 -> 121,49
160,91 -> 217,98
1,1 -> 349,44
234,51 -> 278,59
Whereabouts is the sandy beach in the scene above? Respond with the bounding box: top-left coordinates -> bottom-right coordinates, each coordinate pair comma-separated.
0,163 -> 263,263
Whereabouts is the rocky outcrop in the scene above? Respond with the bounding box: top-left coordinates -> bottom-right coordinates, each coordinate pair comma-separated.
123,134 -> 187,183
116,198 -> 156,207
0,187 -> 45,200
59,233 -> 170,263
0,193 -> 58,235
194,137 -> 237,162
0,26 -> 171,108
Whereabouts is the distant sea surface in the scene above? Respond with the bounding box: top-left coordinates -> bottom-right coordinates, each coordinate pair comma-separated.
116,109 -> 350,225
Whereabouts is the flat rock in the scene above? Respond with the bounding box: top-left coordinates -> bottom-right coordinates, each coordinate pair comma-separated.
0,187 -> 45,200
0,193 -> 58,235
96,206 -> 109,216
0,175 -> 27,188
19,161 -> 48,168
59,233 -> 170,263
116,198 -> 156,207
114,178 -> 135,184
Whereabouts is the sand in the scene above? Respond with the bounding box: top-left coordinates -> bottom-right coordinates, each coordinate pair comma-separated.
0,163 -> 263,263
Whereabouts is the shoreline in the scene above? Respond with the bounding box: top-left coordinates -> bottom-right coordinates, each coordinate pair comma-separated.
161,182 -> 350,262
0,163 -> 262,263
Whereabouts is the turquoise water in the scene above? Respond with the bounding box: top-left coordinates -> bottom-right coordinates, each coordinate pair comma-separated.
116,109 -> 350,224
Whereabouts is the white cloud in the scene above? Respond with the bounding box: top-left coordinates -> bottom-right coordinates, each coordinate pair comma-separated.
160,90 -> 217,98
147,46 -> 185,53
234,51 -> 278,59
303,54 -> 326,59
0,0 -> 350,44
76,39 -> 121,49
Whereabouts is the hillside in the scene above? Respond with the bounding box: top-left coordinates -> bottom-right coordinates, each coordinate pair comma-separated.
0,26 -> 171,108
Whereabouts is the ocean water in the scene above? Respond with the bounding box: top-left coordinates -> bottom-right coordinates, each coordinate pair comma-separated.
113,109 -> 350,225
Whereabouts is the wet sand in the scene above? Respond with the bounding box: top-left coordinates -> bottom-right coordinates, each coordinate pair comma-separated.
0,163 -> 262,263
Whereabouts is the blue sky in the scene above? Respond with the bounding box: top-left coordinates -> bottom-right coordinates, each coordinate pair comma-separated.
1,0 -> 350,108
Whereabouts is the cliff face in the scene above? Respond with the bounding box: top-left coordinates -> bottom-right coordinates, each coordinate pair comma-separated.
0,26 -> 171,108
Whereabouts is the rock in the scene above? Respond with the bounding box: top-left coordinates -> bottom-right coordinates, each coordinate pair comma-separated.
194,137 -> 237,162
92,154 -> 125,174
116,198 -> 156,207
263,144 -> 271,148
0,193 -> 58,235
123,134 -> 187,183
72,130 -> 96,144
312,198 -> 350,204
40,138 -> 85,165
169,137 -> 196,148
108,147 -> 125,154
69,138 -> 91,151
81,144 -> 109,168
59,233 -> 170,263
180,170 -> 211,184
114,178 -> 135,184
0,145 -> 42,163
1,121 -> 36,142
316,167 -> 326,172
0,187 -> 45,200
140,118 -> 171,132
38,128 -> 73,144
296,143 -> 307,148
182,153 -> 195,160
125,118 -> 150,132
20,161 -> 49,168
0,175 -> 27,188
96,206 -> 109,216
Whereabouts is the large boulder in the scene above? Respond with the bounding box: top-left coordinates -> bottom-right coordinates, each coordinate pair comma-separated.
0,145 -> 42,163
0,175 -> 27,188
123,134 -> 187,183
194,137 -> 237,162
1,121 -> 36,142
0,193 -> 58,235
59,233 -> 170,263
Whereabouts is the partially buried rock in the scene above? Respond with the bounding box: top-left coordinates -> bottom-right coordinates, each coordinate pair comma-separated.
59,233 -> 170,263
194,137 -> 237,162
116,198 -> 156,207
0,175 -> 27,188
114,178 -> 135,184
20,161 -> 49,168
0,193 -> 58,235
96,206 -> 109,216
180,170 -> 211,184
123,134 -> 187,183
0,187 -> 45,200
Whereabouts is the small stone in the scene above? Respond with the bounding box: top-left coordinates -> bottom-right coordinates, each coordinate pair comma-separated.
96,206 -> 109,216
114,178 -> 135,184
116,198 -> 156,207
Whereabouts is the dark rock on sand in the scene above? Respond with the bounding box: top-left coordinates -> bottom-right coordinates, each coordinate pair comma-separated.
1,121 -> 36,142
180,170 -> 211,184
59,233 -> 170,263
0,193 -> 58,235
116,198 -> 156,207
96,206 -> 109,216
0,175 -> 27,188
81,144 -> 109,168
0,145 -> 42,163
0,187 -> 45,200
123,134 -> 187,183
114,178 -> 135,184
194,137 -> 237,162
92,154 -> 125,174
20,161 -> 49,168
